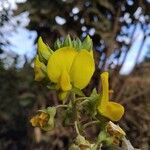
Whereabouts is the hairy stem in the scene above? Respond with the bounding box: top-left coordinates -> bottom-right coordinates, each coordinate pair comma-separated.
83,121 -> 100,129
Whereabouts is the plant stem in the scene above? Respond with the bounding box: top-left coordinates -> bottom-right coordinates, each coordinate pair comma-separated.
75,121 -> 80,135
80,99 -> 89,106
56,104 -> 68,109
83,121 -> 100,129
74,97 -> 88,103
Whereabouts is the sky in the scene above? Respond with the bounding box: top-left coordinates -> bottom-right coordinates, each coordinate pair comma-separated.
0,0 -> 149,73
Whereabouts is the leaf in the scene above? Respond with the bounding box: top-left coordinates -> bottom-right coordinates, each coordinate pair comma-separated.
63,104 -> 76,126
83,88 -> 100,117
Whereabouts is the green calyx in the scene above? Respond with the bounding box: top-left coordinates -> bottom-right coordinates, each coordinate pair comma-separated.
54,35 -> 93,51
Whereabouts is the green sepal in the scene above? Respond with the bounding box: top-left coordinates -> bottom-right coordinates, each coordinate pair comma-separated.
71,87 -> 85,97
53,35 -> 93,51
41,107 -> 56,131
72,39 -> 77,48
75,135 -> 90,146
63,35 -> 72,47
92,130 -> 113,150
98,130 -> 113,146
75,38 -> 82,50
71,38 -> 82,50
54,39 -> 62,50
82,35 -> 93,51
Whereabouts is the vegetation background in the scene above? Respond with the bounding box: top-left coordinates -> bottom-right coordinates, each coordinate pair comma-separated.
0,0 -> 150,149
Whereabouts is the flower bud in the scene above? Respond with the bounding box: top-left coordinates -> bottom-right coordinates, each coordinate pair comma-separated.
30,107 -> 56,131
106,121 -> 126,145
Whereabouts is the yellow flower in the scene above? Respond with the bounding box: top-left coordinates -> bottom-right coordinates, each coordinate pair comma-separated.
47,47 -> 95,92
98,72 -> 124,121
34,55 -> 46,81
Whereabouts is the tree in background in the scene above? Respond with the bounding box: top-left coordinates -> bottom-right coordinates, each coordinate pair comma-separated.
14,0 -> 150,96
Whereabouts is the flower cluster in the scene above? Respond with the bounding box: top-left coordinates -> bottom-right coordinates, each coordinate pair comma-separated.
30,35 -> 126,149
34,35 -> 95,100
98,72 -> 124,121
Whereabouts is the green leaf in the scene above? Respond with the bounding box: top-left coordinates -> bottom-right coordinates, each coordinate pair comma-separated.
63,104 -> 76,126
83,88 -> 100,117
47,107 -> 56,117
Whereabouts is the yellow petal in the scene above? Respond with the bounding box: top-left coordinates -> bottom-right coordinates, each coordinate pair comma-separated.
34,56 -> 46,81
47,47 -> 77,83
38,36 -> 52,61
70,49 -> 95,89
60,70 -> 72,91
98,102 -> 124,121
100,72 -> 109,107
30,116 -> 39,127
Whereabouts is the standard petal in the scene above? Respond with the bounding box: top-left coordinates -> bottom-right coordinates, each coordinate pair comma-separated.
98,102 -> 124,121
70,49 -> 95,89
47,47 -> 77,83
